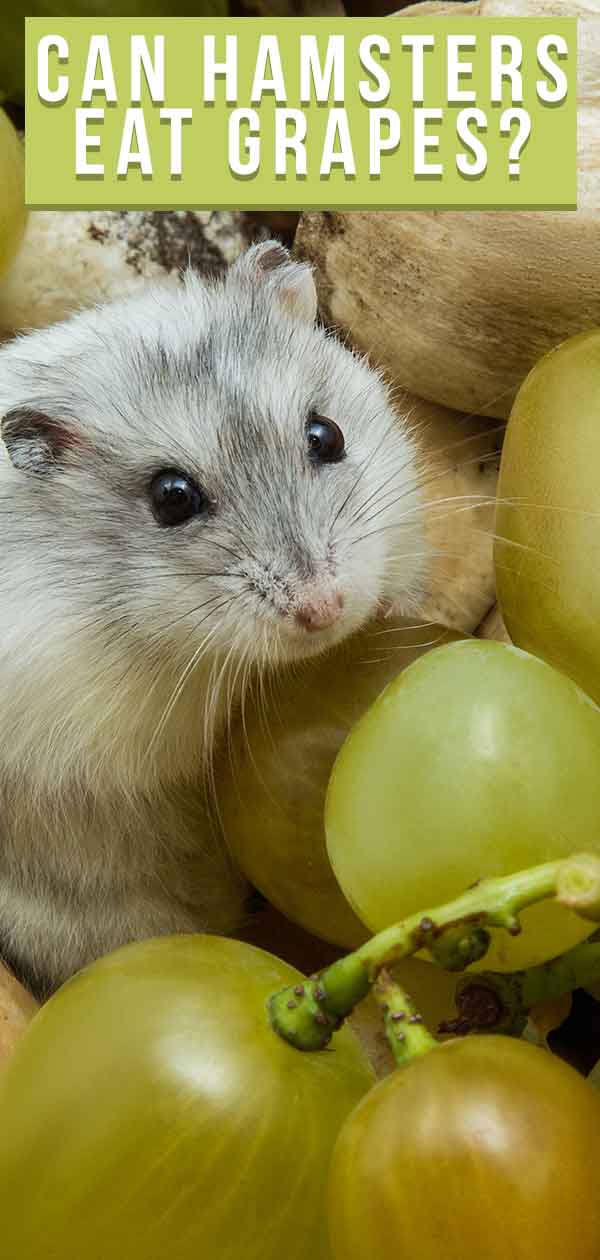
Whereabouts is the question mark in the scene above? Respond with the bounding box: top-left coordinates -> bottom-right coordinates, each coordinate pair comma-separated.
500,108 -> 532,177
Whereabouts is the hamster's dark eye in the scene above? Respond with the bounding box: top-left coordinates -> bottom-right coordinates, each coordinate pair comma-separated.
149,470 -> 207,527
306,414 -> 345,465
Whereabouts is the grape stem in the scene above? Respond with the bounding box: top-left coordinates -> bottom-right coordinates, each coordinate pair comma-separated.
269,852 -> 600,1052
374,969 -> 438,1067
442,928 -> 600,1037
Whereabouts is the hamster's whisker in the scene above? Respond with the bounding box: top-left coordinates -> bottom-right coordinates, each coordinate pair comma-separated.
369,619 -> 438,636
405,444 -> 497,495
146,593 -> 243,759
416,586 -> 475,627
461,525 -> 560,566
355,634 -> 449,663
492,561 -> 558,596
232,637 -> 260,765
331,414 -> 400,531
344,443 -> 422,532
203,632 -> 242,781
243,640 -> 285,777
385,549 -> 469,565
155,590 -> 237,639
405,492 -> 499,520
346,449 -> 500,536
386,407 -> 495,467
389,378 -> 513,425
413,422 -> 504,465
206,648 -> 248,818
102,594 -> 225,699
387,445 -> 497,500
224,527 -> 262,569
406,449 -> 501,500
202,538 -> 247,565
414,447 -> 501,485
217,612 -> 260,770
344,495 -> 498,548
124,572 -> 245,587
367,342 -> 515,428
111,590 -> 233,706
384,533 -> 558,596
494,496 -> 600,521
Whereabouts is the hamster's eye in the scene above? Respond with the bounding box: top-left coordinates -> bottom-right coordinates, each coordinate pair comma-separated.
149,470 -> 207,527
306,414 -> 345,465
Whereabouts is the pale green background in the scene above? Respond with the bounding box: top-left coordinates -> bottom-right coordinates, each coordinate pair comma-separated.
25,17 -> 577,210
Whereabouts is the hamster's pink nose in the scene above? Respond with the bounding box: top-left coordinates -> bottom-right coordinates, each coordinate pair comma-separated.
295,592 -> 344,632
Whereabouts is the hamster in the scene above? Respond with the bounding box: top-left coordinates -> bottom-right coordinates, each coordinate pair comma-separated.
0,240 -> 427,999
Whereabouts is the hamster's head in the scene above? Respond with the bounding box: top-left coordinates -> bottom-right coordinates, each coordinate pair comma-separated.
0,241 -> 428,700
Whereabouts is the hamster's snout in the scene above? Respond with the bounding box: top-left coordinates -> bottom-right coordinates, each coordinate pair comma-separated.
244,557 -> 347,638
295,591 -> 345,633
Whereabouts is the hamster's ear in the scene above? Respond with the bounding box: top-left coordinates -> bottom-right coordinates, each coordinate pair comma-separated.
231,240 -> 318,324
1,407 -> 82,475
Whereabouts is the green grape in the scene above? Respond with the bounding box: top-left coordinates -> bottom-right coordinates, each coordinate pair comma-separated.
0,935 -> 372,1260
0,0 -> 226,104
329,1036 -> 600,1260
219,620 -> 461,950
326,639 -> 600,971
497,329 -> 600,705
0,109 -> 25,278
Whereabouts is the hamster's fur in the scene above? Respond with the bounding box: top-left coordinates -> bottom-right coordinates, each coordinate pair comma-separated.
0,241 -> 427,997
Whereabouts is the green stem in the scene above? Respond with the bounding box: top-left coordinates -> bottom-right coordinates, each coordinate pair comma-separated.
374,969 -> 438,1067
442,928 -> 600,1037
269,852 -> 600,1051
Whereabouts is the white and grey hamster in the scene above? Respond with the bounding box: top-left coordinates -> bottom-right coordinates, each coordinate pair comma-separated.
0,240 -> 427,998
